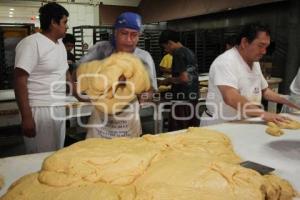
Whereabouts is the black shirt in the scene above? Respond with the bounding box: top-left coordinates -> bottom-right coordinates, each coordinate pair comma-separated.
67,51 -> 76,73
171,47 -> 199,101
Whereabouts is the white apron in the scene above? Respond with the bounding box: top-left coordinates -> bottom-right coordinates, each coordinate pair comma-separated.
239,73 -> 263,105
23,106 -> 66,153
201,73 -> 263,126
86,100 -> 142,139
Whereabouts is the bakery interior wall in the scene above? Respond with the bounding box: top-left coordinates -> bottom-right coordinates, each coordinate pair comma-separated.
139,0 -> 300,94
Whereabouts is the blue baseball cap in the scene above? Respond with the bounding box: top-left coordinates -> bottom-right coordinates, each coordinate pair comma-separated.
114,12 -> 142,31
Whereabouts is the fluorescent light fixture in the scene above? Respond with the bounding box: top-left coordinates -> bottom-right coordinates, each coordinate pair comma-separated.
9,11 -> 14,14
9,8 -> 15,11
36,16 -> 39,19
9,15 -> 13,17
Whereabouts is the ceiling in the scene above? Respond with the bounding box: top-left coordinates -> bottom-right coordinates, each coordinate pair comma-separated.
0,0 -> 141,6
0,0 -> 141,22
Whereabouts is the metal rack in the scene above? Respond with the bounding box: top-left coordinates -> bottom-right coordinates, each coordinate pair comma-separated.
72,26 -> 243,74
0,23 -> 34,89
73,26 -> 114,61
72,26 -> 164,71
0,29 -> 6,89
142,29 -> 163,72
179,28 -> 242,73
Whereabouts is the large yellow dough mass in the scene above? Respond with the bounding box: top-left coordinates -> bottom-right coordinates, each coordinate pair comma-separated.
1,128 -> 297,200
76,52 -> 151,114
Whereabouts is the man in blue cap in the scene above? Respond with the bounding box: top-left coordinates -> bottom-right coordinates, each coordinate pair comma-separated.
77,12 -> 157,139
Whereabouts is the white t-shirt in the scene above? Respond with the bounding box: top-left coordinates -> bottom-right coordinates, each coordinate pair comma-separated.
290,67 -> 300,95
204,47 -> 268,124
15,33 -> 68,107
134,47 -> 158,90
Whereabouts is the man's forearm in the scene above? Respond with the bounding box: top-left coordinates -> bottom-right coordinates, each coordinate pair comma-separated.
263,88 -> 282,102
227,94 -> 264,118
263,88 -> 300,110
14,70 -> 32,120
67,71 -> 90,102
164,77 -> 186,85
219,85 -> 265,118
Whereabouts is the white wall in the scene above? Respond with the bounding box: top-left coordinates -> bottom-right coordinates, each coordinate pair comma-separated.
0,0 -> 140,51
0,2 -> 99,31
63,4 -> 99,47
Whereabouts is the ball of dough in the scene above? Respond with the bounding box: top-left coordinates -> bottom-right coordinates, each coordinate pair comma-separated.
77,52 -> 151,114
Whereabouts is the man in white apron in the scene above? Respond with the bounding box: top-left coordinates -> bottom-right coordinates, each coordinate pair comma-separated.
77,12 -> 157,138
201,23 -> 300,126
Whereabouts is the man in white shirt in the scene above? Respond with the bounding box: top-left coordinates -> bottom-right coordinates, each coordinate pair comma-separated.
14,3 -> 72,153
201,23 -> 300,126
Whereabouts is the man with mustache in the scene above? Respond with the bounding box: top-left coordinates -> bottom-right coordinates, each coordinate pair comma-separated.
201,23 -> 300,126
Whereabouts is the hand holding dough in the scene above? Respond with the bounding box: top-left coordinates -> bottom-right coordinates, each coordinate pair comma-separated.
278,119 -> 300,129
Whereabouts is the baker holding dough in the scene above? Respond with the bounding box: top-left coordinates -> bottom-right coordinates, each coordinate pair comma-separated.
76,12 -> 157,138
201,23 -> 300,126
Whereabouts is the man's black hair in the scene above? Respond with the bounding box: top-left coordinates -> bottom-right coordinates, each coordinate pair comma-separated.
225,35 -> 237,46
159,30 -> 180,45
39,2 -> 69,31
63,33 -> 75,44
236,23 -> 271,44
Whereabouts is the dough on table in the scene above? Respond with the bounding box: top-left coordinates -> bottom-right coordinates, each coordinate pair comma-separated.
265,119 -> 300,136
76,52 -> 151,114
1,128 -> 297,200
266,122 -> 284,136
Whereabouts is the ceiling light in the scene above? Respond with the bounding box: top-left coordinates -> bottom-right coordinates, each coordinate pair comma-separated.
36,16 -> 39,19
9,15 -> 13,17
9,11 -> 14,14
9,8 -> 15,11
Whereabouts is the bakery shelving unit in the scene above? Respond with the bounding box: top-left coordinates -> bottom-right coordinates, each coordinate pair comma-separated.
73,25 -> 114,61
72,26 -> 164,72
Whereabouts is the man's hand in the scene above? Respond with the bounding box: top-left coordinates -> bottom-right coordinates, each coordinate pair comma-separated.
157,78 -> 169,86
14,68 -> 36,137
262,88 -> 300,110
138,90 -> 153,104
67,60 -> 74,64
261,112 -> 290,124
119,75 -> 126,84
287,102 -> 300,111
22,117 -> 36,137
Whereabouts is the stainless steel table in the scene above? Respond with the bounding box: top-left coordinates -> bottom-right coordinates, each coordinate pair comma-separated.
1,115 -> 300,199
